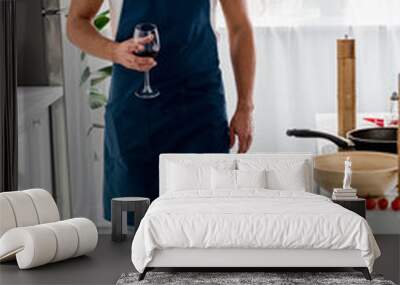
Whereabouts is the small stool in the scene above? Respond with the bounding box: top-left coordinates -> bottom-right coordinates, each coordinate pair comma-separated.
111,197 -> 150,242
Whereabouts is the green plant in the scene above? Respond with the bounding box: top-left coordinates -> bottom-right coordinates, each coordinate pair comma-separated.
80,10 -> 112,110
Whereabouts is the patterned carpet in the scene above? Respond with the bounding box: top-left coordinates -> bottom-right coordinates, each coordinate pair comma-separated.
117,271 -> 396,285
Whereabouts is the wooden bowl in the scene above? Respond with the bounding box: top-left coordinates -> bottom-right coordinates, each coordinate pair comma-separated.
314,151 -> 398,197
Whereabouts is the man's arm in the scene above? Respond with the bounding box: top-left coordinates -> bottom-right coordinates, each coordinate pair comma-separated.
67,0 -> 155,71
220,0 -> 256,153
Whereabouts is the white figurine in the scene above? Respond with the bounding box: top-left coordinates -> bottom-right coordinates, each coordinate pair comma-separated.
342,156 -> 352,190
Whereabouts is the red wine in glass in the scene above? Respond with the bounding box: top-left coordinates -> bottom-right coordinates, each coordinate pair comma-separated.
133,23 -> 160,99
134,46 -> 159,59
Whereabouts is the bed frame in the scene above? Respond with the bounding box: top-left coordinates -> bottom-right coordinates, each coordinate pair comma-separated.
140,248 -> 370,280
138,154 -> 372,281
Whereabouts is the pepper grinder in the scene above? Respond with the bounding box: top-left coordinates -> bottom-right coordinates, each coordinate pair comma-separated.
337,35 -> 356,138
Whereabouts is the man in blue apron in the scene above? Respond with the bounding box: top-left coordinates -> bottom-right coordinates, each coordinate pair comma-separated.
67,0 -> 255,221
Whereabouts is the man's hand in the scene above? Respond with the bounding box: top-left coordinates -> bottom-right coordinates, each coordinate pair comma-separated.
111,35 -> 157,72
67,0 -> 159,69
229,108 -> 254,153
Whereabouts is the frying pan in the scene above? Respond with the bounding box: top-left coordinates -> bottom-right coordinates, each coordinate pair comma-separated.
286,127 -> 397,153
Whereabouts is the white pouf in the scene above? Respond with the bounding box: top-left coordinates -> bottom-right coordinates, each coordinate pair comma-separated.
1,191 -> 40,227
24,189 -> 60,223
0,196 -> 17,237
0,218 -> 98,269
64,218 -> 98,257
0,189 -> 98,269
0,189 -> 60,235
42,221 -> 79,262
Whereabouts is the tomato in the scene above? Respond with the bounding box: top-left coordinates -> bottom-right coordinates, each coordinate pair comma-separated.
366,198 -> 376,210
378,198 -> 389,210
391,198 -> 400,211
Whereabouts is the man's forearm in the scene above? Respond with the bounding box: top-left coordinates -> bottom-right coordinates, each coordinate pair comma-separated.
229,26 -> 256,112
67,16 -> 116,62
67,0 -> 156,72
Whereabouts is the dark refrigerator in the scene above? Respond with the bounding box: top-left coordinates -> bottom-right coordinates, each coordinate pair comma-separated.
16,0 -> 66,86
1,0 -> 71,218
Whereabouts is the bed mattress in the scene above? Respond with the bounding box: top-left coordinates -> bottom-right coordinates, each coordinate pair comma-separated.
131,190 -> 380,273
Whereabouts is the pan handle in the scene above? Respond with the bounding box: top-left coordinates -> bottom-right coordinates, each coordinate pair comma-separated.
286,129 -> 354,149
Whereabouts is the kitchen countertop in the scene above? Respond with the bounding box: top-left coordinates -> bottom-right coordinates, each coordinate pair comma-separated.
316,112 -> 400,235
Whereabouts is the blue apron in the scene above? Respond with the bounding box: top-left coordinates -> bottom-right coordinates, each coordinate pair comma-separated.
103,0 -> 229,221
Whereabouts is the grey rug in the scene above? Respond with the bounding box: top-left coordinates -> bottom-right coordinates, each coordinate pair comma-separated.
116,272 -> 396,285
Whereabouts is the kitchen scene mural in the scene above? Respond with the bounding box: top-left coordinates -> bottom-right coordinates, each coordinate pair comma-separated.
84,1 -> 400,227
13,1 -> 400,231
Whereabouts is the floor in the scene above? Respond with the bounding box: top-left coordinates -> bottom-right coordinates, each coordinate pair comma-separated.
1,235 -> 399,285
0,235 -> 133,285
373,235 -> 400,284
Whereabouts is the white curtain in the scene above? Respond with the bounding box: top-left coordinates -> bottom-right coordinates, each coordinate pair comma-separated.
217,0 -> 400,27
217,0 -> 400,153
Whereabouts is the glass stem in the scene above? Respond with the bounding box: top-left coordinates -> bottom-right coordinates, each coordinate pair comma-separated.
143,71 -> 152,93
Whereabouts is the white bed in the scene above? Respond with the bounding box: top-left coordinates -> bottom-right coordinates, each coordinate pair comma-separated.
131,153 -> 380,280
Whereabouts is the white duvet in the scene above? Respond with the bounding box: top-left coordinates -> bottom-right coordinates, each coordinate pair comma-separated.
131,190 -> 380,273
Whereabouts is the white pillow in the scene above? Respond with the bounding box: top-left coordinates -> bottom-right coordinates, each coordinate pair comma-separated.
167,162 -> 212,191
267,166 -> 307,191
237,158 -> 309,191
212,169 -> 236,190
237,169 -> 268,189
211,169 -> 268,190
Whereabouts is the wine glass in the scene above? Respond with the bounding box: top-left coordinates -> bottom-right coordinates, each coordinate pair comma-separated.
133,23 -> 160,99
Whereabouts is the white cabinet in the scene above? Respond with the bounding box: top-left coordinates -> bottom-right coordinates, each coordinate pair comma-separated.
17,87 -> 64,196
18,109 -> 53,193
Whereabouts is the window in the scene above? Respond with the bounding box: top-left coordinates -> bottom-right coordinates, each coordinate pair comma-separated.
216,0 -> 400,27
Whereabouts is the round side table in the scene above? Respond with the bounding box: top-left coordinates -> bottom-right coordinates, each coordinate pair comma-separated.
111,197 -> 150,242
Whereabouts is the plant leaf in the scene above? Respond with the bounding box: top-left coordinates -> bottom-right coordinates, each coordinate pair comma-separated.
91,76 -> 109,86
90,65 -> 113,86
80,66 -> 91,86
94,15 -> 110,31
89,88 -> 108,109
96,66 -> 113,76
97,10 -> 110,17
